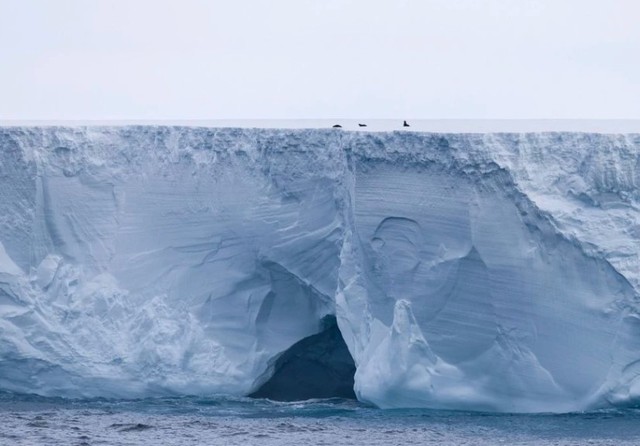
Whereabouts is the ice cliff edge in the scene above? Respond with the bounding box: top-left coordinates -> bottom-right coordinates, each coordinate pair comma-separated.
1,126 -> 639,413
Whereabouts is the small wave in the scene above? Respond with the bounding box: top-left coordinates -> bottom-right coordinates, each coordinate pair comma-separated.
110,423 -> 154,432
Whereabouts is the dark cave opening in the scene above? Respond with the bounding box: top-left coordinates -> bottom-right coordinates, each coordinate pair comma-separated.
249,315 -> 357,401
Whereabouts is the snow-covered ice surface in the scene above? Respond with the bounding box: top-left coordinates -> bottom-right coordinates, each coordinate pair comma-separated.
1,126 -> 640,413
3,119 -> 640,133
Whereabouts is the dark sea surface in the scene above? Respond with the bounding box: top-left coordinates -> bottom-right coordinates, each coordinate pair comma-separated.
1,392 -> 640,445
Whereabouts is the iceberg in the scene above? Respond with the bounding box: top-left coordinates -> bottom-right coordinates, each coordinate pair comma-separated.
0,126 -> 639,412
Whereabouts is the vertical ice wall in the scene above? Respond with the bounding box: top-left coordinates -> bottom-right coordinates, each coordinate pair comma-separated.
0,127 -> 347,396
0,127 -> 639,412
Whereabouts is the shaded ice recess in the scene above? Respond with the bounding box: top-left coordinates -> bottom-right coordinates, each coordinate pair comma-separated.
0,127 -> 639,412
249,315 -> 356,401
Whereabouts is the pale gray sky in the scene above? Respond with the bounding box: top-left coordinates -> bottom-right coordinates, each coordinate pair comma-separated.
1,0 -> 639,120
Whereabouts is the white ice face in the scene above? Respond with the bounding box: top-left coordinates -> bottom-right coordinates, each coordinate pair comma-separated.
0,127 -> 639,412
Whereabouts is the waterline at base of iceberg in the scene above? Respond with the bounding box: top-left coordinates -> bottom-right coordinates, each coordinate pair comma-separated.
2,392 -> 640,446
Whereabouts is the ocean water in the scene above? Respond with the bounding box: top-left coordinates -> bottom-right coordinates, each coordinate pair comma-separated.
1,393 -> 640,445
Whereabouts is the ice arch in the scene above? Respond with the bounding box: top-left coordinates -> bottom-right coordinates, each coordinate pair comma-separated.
249,316 -> 356,401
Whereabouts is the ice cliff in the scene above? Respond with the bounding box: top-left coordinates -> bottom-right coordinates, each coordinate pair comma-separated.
1,126 -> 640,413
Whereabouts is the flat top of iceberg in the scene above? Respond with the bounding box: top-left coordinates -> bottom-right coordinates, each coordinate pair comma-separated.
2,119 -> 640,133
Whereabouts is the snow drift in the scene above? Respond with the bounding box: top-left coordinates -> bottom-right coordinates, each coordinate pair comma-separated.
1,126 -> 639,412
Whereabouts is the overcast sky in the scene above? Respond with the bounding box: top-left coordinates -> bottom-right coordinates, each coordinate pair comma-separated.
1,0 -> 639,120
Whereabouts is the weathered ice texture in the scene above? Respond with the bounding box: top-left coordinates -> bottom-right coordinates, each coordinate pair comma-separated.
0,126 -> 639,412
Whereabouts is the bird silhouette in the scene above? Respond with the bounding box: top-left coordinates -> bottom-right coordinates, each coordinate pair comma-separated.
332,124 -> 342,128
358,123 -> 367,127
403,120 -> 410,127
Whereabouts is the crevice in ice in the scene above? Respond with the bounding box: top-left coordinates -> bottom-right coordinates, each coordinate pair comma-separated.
248,315 -> 356,401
